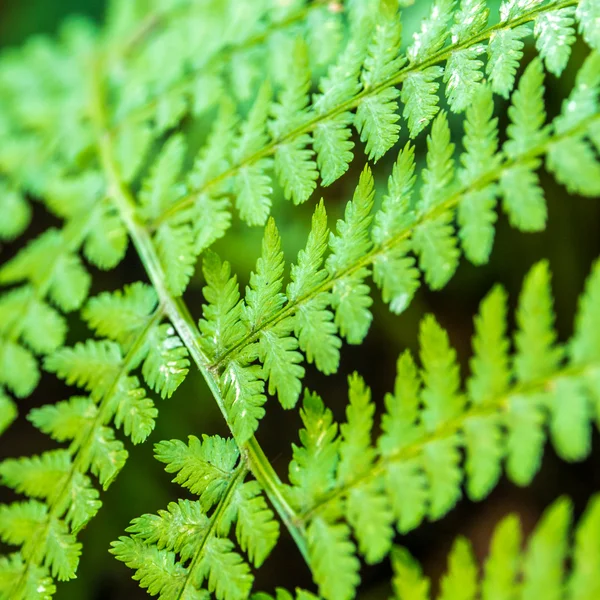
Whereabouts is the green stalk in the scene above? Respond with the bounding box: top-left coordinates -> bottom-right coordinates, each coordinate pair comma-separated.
89,55 -> 309,566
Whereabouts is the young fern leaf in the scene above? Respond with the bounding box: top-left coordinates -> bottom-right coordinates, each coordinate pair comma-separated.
112,434 -> 279,600
391,494 -> 600,600
284,258 -> 600,600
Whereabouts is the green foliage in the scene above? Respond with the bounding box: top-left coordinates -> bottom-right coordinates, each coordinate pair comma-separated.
0,0 -> 599,598
281,260 -> 600,599
0,283 -> 189,592
391,494 -> 600,600
111,435 -> 279,600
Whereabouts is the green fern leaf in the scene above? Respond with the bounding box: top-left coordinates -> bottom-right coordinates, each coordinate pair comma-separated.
401,67 -> 444,138
113,379 -> 158,444
139,134 -> 186,221
355,88 -> 401,162
514,260 -> 562,383
307,517 -> 359,600
372,144 -> 420,313
0,389 -> 17,435
110,536 -> 188,597
154,435 -> 239,510
339,375 -> 394,563
481,513 -> 521,600
0,185 -> 31,241
65,472 -> 102,533
0,451 -> 70,502
0,553 -> 56,600
221,357 -> 266,444
444,46 -> 485,113
288,391 -> 338,507
82,282 -> 158,349
412,212 -> 460,290
419,112 -> 455,211
390,546 -> 431,600
271,40 -> 317,205
199,252 -> 247,360
438,538 -> 478,600
553,52 -> 600,133
224,480 -> 279,568
114,123 -> 153,184
155,223 -> 197,297
44,340 -> 122,400
407,0 -> 454,63
252,589 -> 319,600
505,394 -> 546,486
28,396 -> 96,446
0,339 -> 39,398
244,219 -> 286,330
259,319 -> 304,410
504,58 -> 550,158
546,137 -> 600,197
84,203 -> 129,270
577,0 -> 600,51
393,495 -> 600,600
0,501 -> 81,581
362,0 -> 404,88
313,113 -> 354,187
521,498 -> 571,600
486,24 -> 531,98
568,493 -> 600,599
452,0 -> 489,41
571,258 -> 600,365
326,167 -> 375,343
468,285 -> 510,404
89,426 -> 128,489
535,7 -> 576,76
190,193 -> 232,255
126,499 -> 209,562
142,323 -> 190,400
188,100 -> 236,191
499,163 -> 546,232
286,205 -> 337,374
458,85 -> 499,264
198,537 -> 253,600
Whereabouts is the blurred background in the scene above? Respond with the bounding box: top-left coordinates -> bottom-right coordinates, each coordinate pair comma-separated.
1,1 -> 600,598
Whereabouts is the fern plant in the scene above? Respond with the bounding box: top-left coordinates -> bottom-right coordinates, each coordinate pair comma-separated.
0,0 -> 599,598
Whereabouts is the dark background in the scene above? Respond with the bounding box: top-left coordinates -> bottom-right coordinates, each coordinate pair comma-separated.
1,1 -> 600,598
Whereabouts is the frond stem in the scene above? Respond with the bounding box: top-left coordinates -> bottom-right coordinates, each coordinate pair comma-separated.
90,53 -> 309,567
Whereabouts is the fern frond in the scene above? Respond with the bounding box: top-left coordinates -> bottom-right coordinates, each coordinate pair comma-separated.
180,52 -> 600,445
112,434 -> 279,600
156,0 -> 586,230
0,282 -> 189,593
391,494 -> 600,600
281,257 -> 600,600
